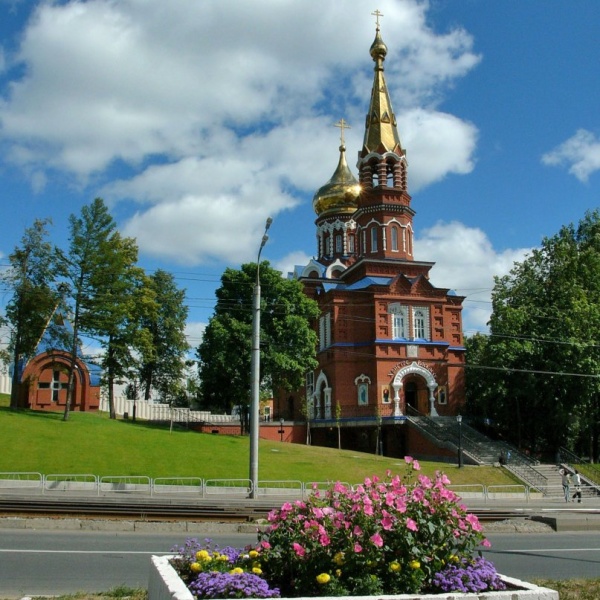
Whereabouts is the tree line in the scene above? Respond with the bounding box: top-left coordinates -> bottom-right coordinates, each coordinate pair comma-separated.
0,198 -> 189,420
466,209 -> 600,462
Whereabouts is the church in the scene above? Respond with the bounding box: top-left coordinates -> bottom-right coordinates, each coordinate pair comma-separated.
286,18 -> 466,458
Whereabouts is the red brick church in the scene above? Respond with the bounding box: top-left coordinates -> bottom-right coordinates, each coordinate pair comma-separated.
285,20 -> 466,457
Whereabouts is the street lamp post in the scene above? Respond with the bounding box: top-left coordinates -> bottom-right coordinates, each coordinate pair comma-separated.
457,414 -> 463,468
249,217 -> 273,499
279,417 -> 285,442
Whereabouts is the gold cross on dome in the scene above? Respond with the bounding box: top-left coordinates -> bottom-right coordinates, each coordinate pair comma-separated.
372,9 -> 384,29
333,118 -> 351,145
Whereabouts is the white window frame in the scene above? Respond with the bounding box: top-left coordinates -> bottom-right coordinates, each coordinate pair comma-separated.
389,303 -> 408,339
412,307 -> 430,340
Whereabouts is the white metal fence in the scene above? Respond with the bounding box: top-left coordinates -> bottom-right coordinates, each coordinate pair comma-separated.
0,472 -> 597,502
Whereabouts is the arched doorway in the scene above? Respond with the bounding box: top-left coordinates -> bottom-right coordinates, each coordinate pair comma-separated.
391,363 -> 439,417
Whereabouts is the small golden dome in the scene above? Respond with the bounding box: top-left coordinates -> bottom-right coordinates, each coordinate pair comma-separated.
312,144 -> 361,216
370,28 -> 387,61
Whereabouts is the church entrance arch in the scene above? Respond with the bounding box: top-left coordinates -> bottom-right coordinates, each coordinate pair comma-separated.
313,371 -> 332,420
391,363 -> 439,417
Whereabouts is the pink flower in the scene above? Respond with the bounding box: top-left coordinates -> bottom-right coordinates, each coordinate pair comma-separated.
418,474 -> 432,488
319,533 -> 331,546
466,513 -> 483,532
406,518 -> 418,532
412,459 -> 421,471
260,540 -> 271,549
354,542 -> 363,553
481,538 -> 491,548
381,515 -> 394,531
404,456 -> 413,464
353,525 -> 363,536
370,532 -> 384,547
292,542 -> 306,557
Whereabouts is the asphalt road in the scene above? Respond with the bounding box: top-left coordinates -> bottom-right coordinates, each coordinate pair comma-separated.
0,529 -> 599,597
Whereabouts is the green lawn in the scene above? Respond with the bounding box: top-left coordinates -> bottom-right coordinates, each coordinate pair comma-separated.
0,393 -> 516,486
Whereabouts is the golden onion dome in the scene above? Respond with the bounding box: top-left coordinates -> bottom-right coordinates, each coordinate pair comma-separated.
312,144 -> 361,216
370,27 -> 387,62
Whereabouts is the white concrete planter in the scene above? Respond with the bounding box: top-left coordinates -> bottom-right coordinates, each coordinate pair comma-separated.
149,555 -> 559,600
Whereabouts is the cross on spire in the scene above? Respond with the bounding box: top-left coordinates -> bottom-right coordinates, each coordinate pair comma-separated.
333,118 -> 351,146
371,9 -> 384,30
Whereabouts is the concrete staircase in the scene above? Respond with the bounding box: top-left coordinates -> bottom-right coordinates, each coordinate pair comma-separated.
407,414 -> 547,491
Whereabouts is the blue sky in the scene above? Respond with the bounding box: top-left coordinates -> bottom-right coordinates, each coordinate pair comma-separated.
0,0 -> 599,356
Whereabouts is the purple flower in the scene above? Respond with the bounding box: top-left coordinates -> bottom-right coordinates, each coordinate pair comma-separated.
189,571 -> 280,599
432,557 -> 506,594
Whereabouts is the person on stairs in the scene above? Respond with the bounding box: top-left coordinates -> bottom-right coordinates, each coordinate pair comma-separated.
572,470 -> 582,503
560,469 -> 571,503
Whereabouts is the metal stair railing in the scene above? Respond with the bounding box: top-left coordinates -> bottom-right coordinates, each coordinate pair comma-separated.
405,409 -> 494,465
405,409 -> 548,491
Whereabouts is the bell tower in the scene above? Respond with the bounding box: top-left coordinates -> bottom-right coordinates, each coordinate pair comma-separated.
354,13 -> 415,262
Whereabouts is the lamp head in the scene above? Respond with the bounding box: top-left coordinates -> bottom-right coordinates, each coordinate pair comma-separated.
456,414 -> 462,424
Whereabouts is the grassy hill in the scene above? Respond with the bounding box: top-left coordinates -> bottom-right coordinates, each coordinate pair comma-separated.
0,394 -> 515,487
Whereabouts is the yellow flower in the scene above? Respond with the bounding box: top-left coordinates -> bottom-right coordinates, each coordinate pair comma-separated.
333,552 -> 345,566
316,573 -> 331,585
190,562 -> 201,573
409,560 -> 421,570
335,569 -> 342,577
196,550 -> 211,562
389,561 -> 401,572
252,567 -> 263,575
218,554 -> 229,562
249,550 -> 259,559
229,567 -> 244,575
450,554 -> 460,563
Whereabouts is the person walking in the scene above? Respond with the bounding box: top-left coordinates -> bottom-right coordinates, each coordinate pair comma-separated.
561,469 -> 571,503
572,469 -> 582,503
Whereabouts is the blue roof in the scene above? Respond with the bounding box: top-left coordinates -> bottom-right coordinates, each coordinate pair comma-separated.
322,276 -> 393,292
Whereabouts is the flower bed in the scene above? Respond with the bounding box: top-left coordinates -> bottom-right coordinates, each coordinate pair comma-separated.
150,458 -> 558,600
149,556 -> 558,600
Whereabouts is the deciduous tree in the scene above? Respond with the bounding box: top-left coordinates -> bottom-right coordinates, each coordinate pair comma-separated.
137,269 -> 189,403
467,210 -> 600,460
1,218 -> 59,409
197,261 -> 319,415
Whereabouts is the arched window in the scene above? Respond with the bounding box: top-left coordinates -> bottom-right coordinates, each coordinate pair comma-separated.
389,303 -> 408,339
370,227 -> 378,253
386,163 -> 394,187
348,234 -> 355,253
412,307 -> 430,340
390,226 -> 398,252
335,234 -> 342,254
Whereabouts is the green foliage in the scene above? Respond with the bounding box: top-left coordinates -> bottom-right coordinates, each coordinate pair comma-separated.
58,198 -> 136,420
466,210 -> 600,459
257,463 -> 494,596
1,218 -> 60,409
137,269 -> 189,403
197,261 -> 319,413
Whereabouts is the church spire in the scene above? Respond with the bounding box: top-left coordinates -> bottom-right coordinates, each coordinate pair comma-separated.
361,11 -> 403,156
355,12 -> 414,263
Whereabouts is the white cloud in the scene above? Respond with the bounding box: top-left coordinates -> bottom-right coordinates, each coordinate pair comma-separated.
273,251 -> 314,279
185,321 -> 206,348
542,129 -> 600,182
0,0 -> 482,265
402,109 -> 478,190
415,221 -> 533,333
